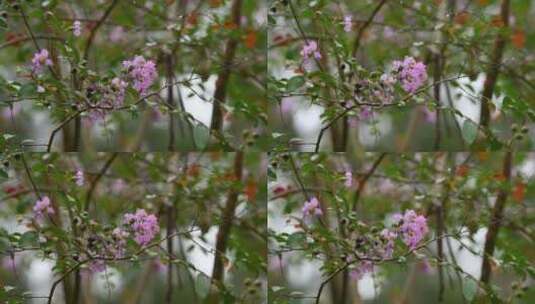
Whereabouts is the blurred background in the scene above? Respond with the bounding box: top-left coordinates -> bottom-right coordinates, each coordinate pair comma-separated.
267,0 -> 535,151
0,152 -> 267,303
268,152 -> 535,303
0,0 -> 268,151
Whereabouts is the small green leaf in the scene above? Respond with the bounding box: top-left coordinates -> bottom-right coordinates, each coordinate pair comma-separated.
462,119 -> 478,144
286,76 -> 305,92
463,279 -> 478,301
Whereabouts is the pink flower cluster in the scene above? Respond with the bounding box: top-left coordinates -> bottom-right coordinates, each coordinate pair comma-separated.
300,41 -> 321,64
302,197 -> 323,217
391,56 -> 428,93
108,227 -> 129,258
392,209 -> 428,249
110,77 -> 128,106
74,170 -> 84,186
348,210 -> 427,281
31,49 -> 53,74
123,209 -> 160,246
122,56 -> 158,94
84,227 -> 130,273
344,171 -> 353,188
343,15 -> 352,32
33,196 -> 54,219
84,77 -> 128,123
350,260 -> 373,281
73,20 -> 82,36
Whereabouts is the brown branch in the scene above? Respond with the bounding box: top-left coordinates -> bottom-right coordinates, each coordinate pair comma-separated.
351,153 -> 387,212
351,0 -> 388,58
0,36 -> 64,50
46,228 -> 199,304
480,151 -> 512,284
166,54 -> 177,151
206,151 -> 244,303
165,202 -> 177,304
84,153 -> 118,211
479,0 -> 510,129
209,0 -> 242,138
82,0 -> 119,62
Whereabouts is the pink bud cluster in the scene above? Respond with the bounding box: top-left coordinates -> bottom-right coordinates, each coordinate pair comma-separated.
302,197 -> 323,217
300,41 -> 321,65
349,209 -> 428,281
73,20 -> 82,36
74,170 -> 84,186
83,210 -> 157,273
31,49 -> 53,74
392,209 -> 429,249
123,209 -> 160,246
391,56 -> 428,93
33,196 -> 54,219
122,55 -> 158,94
343,15 -> 352,32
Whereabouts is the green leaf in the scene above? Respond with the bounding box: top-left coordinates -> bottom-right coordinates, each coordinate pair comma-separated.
0,168 -> 7,179
287,232 -> 306,248
461,119 -> 478,144
286,76 -> 305,92
463,279 -> 478,301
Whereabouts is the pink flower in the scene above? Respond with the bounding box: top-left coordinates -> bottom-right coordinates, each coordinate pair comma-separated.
111,179 -> 127,193
300,41 -> 322,64
152,259 -> 167,273
122,56 -> 158,94
109,227 -> 129,258
359,106 -> 373,120
350,261 -> 374,281
380,228 -> 397,259
74,170 -> 84,186
280,97 -> 297,115
110,77 -> 128,106
1,102 -> 22,120
302,197 -> 323,217
344,171 -> 353,188
110,26 -> 125,42
88,260 -> 106,273
391,56 -> 427,93
31,49 -> 53,74
73,20 -> 82,36
33,196 -> 54,219
421,106 -> 437,123
392,209 -> 428,249
123,209 -> 160,246
343,15 -> 352,32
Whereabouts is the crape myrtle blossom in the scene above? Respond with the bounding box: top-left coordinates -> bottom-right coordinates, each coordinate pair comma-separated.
84,227 -> 129,273
74,170 -> 84,186
350,260 -> 374,281
379,228 -> 397,259
300,40 -> 321,64
31,49 -> 53,74
84,77 -> 128,122
123,209 -> 160,246
122,55 -> 158,94
73,20 -> 82,36
392,209 -> 428,249
302,197 -> 323,217
109,26 -> 125,42
343,15 -> 352,32
33,196 -> 54,219
391,56 -> 428,93
110,77 -> 128,106
349,210 -> 427,281
344,170 -> 353,188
